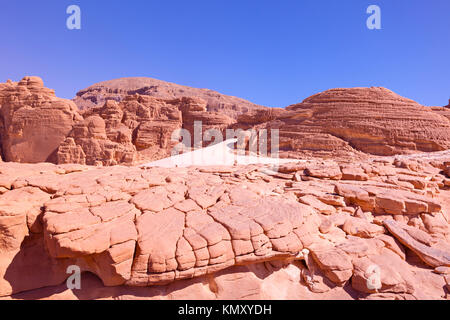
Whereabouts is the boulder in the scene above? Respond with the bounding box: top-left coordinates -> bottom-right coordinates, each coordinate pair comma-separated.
384,220 -> 450,268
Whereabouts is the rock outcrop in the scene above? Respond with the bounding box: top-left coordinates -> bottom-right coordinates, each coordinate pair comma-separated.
57,94 -> 184,166
57,94 -> 236,165
431,106 -> 450,122
73,77 -> 267,119
2,78 -> 450,166
259,87 -> 450,157
0,77 -> 82,163
1,151 -> 450,300
384,220 -> 450,268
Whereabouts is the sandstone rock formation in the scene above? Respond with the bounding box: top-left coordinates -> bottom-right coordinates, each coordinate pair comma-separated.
57,94 -> 236,165
1,151 -> 450,300
431,106 -> 450,122
73,77 -> 267,119
0,77 -> 82,163
2,78 -> 450,166
2,76 -> 450,301
57,94 -> 183,166
258,87 -> 450,158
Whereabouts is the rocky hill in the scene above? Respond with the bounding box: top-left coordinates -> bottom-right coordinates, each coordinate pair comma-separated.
73,77 -> 267,119
282,87 -> 450,156
233,87 -> 450,159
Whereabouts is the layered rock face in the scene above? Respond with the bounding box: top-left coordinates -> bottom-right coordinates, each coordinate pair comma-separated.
0,77 -> 242,167
278,87 -> 450,156
431,106 -> 450,122
0,77 -> 82,163
57,94 -> 184,165
1,152 -> 450,300
57,94 -> 236,165
73,77 -> 267,119
1,78 -> 450,166
178,97 -> 235,148
2,77 -> 450,301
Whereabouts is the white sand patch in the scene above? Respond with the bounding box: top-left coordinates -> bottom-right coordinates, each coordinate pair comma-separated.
140,139 -> 303,168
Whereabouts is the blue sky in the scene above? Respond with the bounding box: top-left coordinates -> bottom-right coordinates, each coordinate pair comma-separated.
1,0 -> 449,107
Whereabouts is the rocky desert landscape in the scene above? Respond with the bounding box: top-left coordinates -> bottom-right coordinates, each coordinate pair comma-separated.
0,76 -> 450,300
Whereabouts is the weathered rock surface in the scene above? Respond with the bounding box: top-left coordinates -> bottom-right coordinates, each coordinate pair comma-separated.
1,151 -> 450,300
384,220 -> 450,268
57,95 -> 183,165
270,87 -> 450,157
2,78 -> 450,166
56,94 -> 238,165
73,77 -> 267,119
1,77 -> 450,301
0,77 -> 82,163
431,106 -> 450,122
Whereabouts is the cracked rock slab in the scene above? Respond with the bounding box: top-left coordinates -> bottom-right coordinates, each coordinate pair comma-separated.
384,220 -> 450,268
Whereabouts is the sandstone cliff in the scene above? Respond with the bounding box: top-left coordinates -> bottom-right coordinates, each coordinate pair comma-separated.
57,94 -> 235,165
1,78 -> 450,166
73,77 -> 267,119
0,77 -> 82,163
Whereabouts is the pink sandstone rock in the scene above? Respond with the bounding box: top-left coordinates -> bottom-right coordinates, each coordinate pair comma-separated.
3,78 -> 450,166
0,77 -> 82,163
283,87 -> 450,156
384,220 -> 450,268
1,78 -> 450,301
73,77 -> 267,119
0,153 -> 448,300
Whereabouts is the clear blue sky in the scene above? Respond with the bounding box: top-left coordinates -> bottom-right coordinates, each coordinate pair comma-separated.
1,0 -> 449,107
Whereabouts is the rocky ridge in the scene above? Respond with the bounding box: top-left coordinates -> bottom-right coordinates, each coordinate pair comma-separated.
73,77 -> 267,119
2,77 -> 450,166
253,87 -> 450,158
